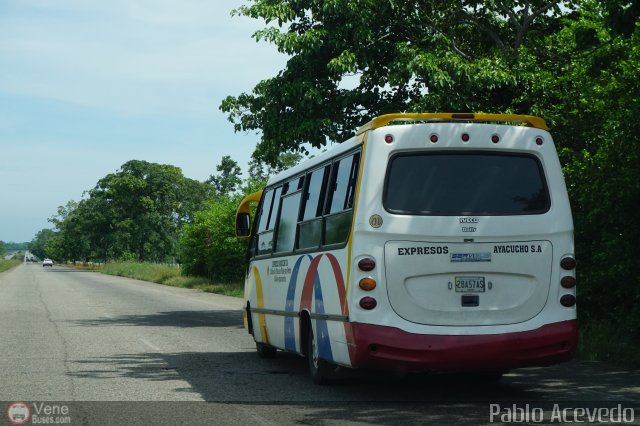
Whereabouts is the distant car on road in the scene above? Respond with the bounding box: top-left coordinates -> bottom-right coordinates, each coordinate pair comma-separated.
43,258 -> 53,267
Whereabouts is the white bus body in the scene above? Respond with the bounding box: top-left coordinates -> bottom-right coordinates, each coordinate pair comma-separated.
236,113 -> 578,383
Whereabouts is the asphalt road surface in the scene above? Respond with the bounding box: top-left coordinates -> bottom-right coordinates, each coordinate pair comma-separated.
1,264 -> 638,425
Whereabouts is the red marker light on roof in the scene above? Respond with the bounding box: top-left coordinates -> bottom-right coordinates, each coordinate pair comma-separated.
452,113 -> 475,119
461,133 -> 470,142
430,134 -> 439,143
492,134 -> 500,143
536,137 -> 544,146
384,134 -> 394,143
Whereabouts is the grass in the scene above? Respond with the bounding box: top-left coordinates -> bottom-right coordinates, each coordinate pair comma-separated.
578,320 -> 640,368
0,259 -> 21,273
100,262 -> 244,298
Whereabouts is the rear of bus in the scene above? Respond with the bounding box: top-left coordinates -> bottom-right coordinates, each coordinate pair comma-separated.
347,113 -> 577,373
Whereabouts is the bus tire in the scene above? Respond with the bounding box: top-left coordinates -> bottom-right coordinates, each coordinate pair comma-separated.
256,342 -> 277,358
306,322 -> 332,385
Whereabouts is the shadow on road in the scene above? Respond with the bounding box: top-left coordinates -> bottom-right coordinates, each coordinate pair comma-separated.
70,310 -> 244,329
64,347 -> 640,423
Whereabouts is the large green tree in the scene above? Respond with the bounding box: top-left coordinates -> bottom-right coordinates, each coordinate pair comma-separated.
47,160 -> 213,263
221,0 -> 583,163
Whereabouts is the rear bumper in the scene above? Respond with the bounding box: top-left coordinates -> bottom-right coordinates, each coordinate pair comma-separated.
348,320 -> 578,372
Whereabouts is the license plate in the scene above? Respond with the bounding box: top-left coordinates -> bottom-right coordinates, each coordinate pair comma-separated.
455,276 -> 485,292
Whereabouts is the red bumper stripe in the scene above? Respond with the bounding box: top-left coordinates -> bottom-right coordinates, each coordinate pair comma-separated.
348,320 -> 578,372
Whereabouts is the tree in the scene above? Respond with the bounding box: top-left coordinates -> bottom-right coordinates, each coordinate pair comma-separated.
29,229 -> 57,260
221,0 -> 578,164
0,241 -> 5,257
46,160 -> 213,263
206,155 -> 243,195
179,195 -> 248,282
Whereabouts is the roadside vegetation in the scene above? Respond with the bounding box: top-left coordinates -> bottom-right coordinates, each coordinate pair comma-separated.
0,259 -> 21,273
101,262 -> 244,298
28,0 -> 639,366
0,245 -> 23,273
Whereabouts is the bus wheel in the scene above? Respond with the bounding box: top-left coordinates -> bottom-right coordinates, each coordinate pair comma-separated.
306,324 -> 332,385
256,342 -> 277,358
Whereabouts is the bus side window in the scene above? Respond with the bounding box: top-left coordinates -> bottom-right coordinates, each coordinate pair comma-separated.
297,166 -> 329,250
256,186 -> 281,256
324,152 -> 360,245
275,177 -> 304,253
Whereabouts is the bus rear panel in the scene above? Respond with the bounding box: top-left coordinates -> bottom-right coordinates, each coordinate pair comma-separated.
237,113 -> 577,382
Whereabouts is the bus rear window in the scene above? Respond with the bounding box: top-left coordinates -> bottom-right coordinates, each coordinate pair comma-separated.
384,152 -> 550,215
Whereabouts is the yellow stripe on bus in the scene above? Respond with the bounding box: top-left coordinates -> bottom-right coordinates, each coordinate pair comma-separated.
252,266 -> 269,344
344,133 -> 368,315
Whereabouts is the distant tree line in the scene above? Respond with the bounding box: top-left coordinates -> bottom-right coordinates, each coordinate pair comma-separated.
0,241 -> 29,253
30,154 -> 301,283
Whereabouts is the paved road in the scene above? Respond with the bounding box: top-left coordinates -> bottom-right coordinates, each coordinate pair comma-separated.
1,264 -> 638,425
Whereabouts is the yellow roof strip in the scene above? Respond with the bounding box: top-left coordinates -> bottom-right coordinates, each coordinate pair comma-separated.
356,113 -> 549,135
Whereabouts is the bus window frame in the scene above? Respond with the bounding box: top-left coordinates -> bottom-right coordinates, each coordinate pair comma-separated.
248,147 -> 362,261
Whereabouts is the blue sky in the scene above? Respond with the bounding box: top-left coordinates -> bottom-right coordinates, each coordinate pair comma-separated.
0,0 -> 287,243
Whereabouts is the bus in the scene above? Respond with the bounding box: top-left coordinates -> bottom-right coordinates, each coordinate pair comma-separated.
235,112 -> 577,384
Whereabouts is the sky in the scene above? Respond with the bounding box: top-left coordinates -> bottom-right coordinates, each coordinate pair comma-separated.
0,0 -> 288,243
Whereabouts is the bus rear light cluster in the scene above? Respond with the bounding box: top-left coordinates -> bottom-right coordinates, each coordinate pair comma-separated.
359,296 -> 377,310
561,276 -> 576,289
359,277 -> 377,291
560,294 -> 576,307
560,256 -> 576,270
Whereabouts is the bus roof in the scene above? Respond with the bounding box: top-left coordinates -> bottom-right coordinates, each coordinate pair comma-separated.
265,112 -> 549,187
356,113 -> 549,135
265,136 -> 361,186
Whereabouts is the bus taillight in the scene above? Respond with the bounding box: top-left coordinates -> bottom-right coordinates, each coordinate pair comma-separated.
561,276 -> 576,289
560,257 -> 577,270
359,278 -> 377,291
358,258 -> 376,271
359,297 -> 377,310
560,295 -> 576,307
